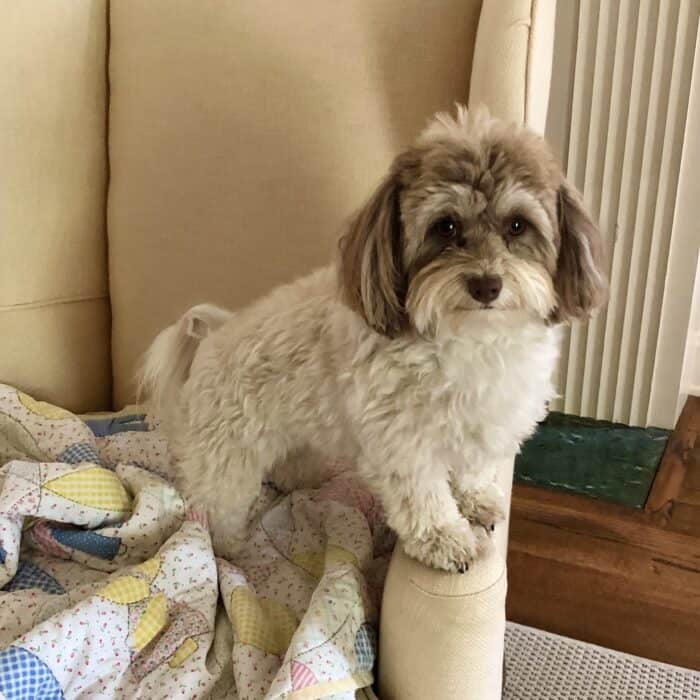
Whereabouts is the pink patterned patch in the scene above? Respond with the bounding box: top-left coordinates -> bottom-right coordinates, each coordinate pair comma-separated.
316,477 -> 383,529
31,521 -> 71,559
291,660 -> 317,690
131,601 -> 209,681
185,508 -> 208,529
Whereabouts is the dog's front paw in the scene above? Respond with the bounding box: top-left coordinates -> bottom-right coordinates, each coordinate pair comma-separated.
456,482 -> 506,532
403,519 -> 490,573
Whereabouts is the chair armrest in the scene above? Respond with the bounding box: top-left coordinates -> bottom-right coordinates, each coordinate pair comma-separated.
378,544 -> 507,699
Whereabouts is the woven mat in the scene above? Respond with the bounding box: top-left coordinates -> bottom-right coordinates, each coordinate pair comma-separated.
504,622 -> 700,699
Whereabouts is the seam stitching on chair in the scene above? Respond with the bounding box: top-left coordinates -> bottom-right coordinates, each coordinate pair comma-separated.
407,563 -> 506,599
524,0 -> 536,125
0,294 -> 109,312
104,0 -> 115,411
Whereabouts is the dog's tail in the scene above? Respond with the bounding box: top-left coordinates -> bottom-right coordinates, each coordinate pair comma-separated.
138,303 -> 232,423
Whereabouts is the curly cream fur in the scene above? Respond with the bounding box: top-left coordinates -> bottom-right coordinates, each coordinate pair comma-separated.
140,107 -> 606,572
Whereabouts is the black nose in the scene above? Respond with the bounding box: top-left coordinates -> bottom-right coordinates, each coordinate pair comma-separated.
467,275 -> 502,304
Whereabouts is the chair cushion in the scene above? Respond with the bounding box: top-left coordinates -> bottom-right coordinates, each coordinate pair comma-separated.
0,1 -> 110,412
107,0 -> 481,406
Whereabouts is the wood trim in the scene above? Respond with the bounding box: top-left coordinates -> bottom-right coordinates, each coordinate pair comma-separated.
645,395 -> 700,518
507,396 -> 700,670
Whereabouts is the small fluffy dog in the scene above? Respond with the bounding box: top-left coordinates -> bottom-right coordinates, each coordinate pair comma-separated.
141,107 -> 606,572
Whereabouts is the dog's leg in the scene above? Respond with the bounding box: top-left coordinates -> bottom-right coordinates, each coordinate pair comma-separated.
451,470 -> 507,533
360,459 -> 490,573
175,443 -> 279,559
267,447 -> 332,493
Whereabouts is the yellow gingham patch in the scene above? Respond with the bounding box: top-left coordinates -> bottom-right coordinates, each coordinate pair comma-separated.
18,391 -> 74,420
325,544 -> 359,569
289,551 -> 325,580
98,575 -> 150,605
133,593 -> 169,651
229,588 -> 298,656
44,466 -> 132,512
291,544 -> 359,580
133,555 -> 162,582
169,638 -> 198,668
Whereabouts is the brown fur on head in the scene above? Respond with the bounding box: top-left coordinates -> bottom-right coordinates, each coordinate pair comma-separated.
337,164 -> 409,337
338,106 -> 608,336
551,180 -> 608,322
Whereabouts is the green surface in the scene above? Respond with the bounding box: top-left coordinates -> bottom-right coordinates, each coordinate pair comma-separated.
515,412 -> 671,508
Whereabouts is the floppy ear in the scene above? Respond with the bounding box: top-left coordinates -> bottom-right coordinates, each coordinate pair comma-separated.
338,167 -> 407,336
552,180 -> 608,323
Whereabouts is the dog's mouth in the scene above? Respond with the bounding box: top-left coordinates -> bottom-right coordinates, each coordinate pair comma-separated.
454,303 -> 498,314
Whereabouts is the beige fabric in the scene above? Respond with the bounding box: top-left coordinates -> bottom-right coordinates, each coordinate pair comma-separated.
0,1 -> 111,412
525,0 -> 557,134
0,301 -> 110,412
107,0 -> 482,406
379,545 -> 507,700
469,0 -> 556,135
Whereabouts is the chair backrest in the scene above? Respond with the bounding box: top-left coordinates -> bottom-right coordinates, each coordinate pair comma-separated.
1,0 -> 555,411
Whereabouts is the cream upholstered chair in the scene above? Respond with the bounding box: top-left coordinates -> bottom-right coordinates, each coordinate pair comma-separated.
1,1 -> 555,697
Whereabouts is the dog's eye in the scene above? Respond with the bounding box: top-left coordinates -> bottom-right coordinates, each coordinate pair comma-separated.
508,216 -> 529,236
430,216 -> 462,239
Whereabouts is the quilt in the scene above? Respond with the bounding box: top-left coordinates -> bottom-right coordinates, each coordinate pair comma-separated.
0,384 -> 392,699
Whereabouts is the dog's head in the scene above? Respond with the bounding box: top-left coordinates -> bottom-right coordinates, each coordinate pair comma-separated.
338,106 -> 607,336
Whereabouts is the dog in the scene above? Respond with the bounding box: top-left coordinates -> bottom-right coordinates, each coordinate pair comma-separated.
140,106 -> 607,572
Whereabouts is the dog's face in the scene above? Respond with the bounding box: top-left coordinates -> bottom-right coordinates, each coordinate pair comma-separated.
339,107 -> 607,336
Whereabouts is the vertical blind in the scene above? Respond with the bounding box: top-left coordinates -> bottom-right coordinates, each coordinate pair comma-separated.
546,0 -> 700,428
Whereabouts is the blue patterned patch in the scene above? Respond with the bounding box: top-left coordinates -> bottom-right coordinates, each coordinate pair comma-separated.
57,442 -> 102,466
0,544 -> 6,564
0,646 -> 64,699
50,528 -> 121,560
354,622 -> 377,671
3,560 -> 65,595
85,414 -> 148,437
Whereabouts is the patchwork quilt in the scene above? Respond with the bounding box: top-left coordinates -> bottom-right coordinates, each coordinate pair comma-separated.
0,384 -> 393,699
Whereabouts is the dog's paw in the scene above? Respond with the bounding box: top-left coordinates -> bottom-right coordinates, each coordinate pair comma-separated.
403,519 -> 490,573
456,482 -> 506,532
